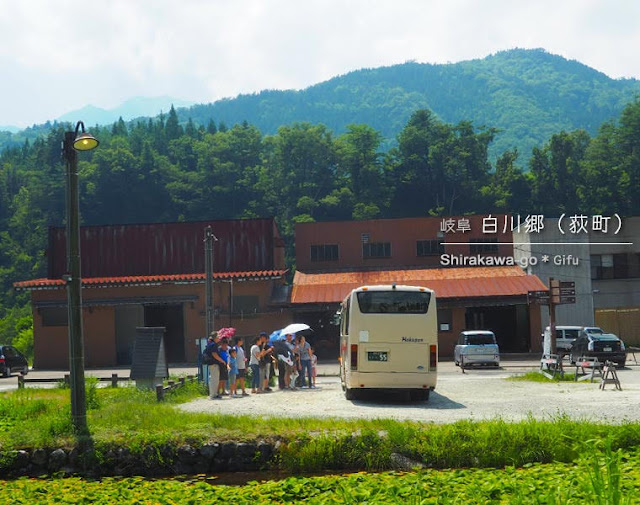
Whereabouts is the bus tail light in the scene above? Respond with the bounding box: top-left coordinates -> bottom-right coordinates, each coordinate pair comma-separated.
351,344 -> 358,370
429,345 -> 437,371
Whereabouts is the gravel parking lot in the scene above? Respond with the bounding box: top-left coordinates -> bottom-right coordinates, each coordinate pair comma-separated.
178,359 -> 640,423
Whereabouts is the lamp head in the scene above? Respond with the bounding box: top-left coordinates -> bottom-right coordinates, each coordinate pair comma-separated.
73,132 -> 99,151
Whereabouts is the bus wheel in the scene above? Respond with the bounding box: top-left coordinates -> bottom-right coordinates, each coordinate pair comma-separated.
345,388 -> 358,401
410,390 -> 430,402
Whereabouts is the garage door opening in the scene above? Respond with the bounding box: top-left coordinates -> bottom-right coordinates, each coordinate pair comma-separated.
144,304 -> 185,363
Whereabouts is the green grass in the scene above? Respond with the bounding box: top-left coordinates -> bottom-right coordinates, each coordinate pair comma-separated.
508,370 -> 584,382
1,447 -> 639,504
3,382 -> 640,476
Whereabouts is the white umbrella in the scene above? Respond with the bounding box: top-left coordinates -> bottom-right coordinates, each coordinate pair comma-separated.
280,323 -> 311,335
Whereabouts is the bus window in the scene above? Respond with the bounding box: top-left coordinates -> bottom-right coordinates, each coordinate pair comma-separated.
356,290 -> 430,314
343,296 -> 350,335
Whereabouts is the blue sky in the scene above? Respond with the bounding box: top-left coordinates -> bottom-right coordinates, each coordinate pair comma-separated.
1,0 -> 639,127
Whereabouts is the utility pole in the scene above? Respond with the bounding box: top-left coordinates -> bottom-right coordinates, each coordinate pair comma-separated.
204,226 -> 218,337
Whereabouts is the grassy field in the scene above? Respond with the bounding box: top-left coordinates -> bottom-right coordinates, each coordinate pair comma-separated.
2,380 -> 640,476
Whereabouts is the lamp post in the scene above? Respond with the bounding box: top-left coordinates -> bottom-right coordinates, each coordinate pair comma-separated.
62,121 -> 99,437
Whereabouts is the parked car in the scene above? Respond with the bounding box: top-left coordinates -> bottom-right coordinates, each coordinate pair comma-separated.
0,345 -> 29,377
581,326 -> 605,337
569,332 -> 626,367
454,330 -> 500,367
542,325 -> 583,352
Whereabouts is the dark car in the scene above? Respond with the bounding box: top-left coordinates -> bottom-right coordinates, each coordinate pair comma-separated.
569,333 -> 626,367
0,345 -> 29,377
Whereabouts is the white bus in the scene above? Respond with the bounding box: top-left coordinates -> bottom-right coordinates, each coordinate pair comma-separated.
339,284 -> 438,401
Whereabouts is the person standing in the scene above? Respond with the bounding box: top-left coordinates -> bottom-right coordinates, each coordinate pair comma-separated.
206,332 -> 226,399
249,334 -> 263,394
299,335 -> 313,388
310,345 -> 318,388
260,335 -> 274,392
284,333 -> 297,389
235,336 -> 248,396
217,338 -> 230,397
228,347 -> 239,398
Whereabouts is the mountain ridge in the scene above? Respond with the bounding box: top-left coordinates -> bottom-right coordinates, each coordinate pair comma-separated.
57,96 -> 194,126
2,49 -> 639,159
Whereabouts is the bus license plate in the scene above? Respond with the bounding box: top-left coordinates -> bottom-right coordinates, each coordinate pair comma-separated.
368,351 -> 388,362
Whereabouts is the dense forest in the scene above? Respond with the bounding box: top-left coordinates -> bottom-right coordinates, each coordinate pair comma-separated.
1,95 -> 640,357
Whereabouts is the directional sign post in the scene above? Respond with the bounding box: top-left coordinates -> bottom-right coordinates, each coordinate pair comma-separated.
550,280 -> 576,305
531,279 -> 577,356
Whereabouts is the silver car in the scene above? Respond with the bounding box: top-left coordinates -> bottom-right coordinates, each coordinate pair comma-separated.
454,330 -> 500,367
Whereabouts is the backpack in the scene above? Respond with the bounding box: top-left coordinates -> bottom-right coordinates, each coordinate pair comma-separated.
202,345 -> 214,365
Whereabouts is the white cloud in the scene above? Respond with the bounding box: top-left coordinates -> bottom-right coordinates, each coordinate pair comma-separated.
1,0 -> 639,126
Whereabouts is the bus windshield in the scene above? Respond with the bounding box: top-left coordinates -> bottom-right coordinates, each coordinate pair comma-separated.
356,290 -> 431,314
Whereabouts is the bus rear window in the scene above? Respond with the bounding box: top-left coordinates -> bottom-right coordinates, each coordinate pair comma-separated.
356,291 -> 431,314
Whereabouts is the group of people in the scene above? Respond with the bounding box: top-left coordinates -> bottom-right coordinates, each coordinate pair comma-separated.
205,330 -> 318,399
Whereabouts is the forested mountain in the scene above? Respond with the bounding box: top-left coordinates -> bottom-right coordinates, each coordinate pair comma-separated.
179,48 -> 640,158
2,49 -> 638,159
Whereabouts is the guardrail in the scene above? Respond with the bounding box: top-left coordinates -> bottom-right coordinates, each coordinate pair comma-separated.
17,373 -> 129,389
155,375 -> 197,401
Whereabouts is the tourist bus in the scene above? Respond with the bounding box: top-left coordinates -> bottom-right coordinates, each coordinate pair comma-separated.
339,284 -> 438,401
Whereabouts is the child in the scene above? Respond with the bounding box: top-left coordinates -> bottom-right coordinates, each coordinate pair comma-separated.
234,337 -> 248,396
228,347 -> 239,397
310,346 -> 317,388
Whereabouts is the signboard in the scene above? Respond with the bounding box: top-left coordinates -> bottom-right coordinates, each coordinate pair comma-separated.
528,290 -> 550,305
548,280 -> 576,305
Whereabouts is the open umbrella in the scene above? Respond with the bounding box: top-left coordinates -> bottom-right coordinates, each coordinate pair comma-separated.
268,329 -> 284,345
217,327 -> 236,339
280,323 -> 311,335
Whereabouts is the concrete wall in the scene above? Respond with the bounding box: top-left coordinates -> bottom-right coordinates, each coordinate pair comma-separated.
514,218 -> 595,328
591,216 -> 640,311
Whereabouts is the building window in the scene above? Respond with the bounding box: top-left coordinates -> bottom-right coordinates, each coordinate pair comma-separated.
593,253 -> 640,280
310,244 -> 339,262
591,254 -> 614,280
363,242 -> 391,259
437,309 -> 452,332
40,307 -> 68,327
470,238 -> 499,254
232,295 -> 260,315
417,240 -> 444,256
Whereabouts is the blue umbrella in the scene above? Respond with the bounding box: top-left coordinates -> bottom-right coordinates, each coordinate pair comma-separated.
268,329 -> 284,345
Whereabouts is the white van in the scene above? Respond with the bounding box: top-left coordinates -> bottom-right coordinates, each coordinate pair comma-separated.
339,285 -> 438,401
542,325 -> 583,353
454,330 -> 500,367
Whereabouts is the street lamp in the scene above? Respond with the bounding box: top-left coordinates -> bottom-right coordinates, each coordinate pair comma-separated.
62,121 -> 99,437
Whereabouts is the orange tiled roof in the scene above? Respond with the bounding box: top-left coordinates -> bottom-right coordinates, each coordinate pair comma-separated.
14,270 -> 286,290
291,266 -> 546,304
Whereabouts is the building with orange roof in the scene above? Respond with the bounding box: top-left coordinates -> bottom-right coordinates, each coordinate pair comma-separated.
292,216 -> 546,357
14,218 -> 291,369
